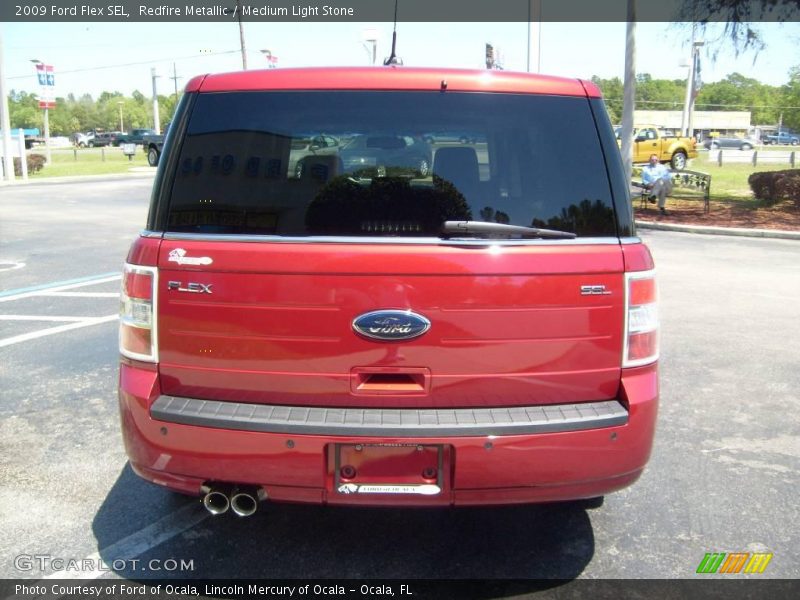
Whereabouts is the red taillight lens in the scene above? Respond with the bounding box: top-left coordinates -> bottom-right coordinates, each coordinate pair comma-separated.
624,271 -> 658,367
120,264 -> 158,362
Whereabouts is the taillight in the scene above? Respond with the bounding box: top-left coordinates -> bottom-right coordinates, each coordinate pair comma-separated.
624,270 -> 658,367
120,263 -> 158,362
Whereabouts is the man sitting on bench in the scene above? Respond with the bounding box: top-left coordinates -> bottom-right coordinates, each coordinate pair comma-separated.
641,153 -> 673,215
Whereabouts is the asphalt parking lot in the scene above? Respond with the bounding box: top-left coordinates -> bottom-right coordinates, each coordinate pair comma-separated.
0,176 -> 798,595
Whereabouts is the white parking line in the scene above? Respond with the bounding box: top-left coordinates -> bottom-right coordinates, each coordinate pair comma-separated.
0,315 -> 118,348
0,315 -> 89,322
0,273 -> 123,347
38,292 -> 120,298
0,274 -> 121,303
0,261 -> 25,272
42,502 -> 208,581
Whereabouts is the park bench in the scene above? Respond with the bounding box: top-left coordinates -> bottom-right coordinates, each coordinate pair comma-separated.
631,168 -> 711,213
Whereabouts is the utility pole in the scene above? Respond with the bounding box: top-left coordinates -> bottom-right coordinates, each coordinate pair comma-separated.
151,68 -> 161,134
0,28 -> 15,182
170,62 -> 182,103
237,0 -> 247,69
620,0 -> 636,190
526,0 -> 542,73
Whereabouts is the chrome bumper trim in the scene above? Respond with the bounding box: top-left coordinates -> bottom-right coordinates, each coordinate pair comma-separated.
151,396 -> 628,437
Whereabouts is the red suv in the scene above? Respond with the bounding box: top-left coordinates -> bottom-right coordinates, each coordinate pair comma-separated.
119,67 -> 658,516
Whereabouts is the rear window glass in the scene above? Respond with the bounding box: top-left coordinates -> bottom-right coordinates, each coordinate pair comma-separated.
166,91 -> 616,237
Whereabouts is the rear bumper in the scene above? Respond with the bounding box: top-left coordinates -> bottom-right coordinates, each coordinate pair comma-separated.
119,362 -> 658,506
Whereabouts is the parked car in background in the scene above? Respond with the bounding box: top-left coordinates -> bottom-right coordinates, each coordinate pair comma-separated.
116,128 -> 156,146
703,136 -> 758,150
615,125 -> 698,170
92,131 -> 124,147
72,132 -> 93,147
340,134 -> 432,177
764,131 -> 799,145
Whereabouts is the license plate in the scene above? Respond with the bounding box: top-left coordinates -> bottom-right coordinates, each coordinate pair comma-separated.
333,443 -> 443,496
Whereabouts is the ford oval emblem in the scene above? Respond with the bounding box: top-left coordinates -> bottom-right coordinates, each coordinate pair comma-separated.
352,310 -> 431,342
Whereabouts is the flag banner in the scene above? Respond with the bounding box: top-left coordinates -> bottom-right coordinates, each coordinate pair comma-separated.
35,64 -> 56,107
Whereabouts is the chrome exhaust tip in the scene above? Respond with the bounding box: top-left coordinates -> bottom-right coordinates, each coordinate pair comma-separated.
202,486 -> 231,516
230,486 -> 266,517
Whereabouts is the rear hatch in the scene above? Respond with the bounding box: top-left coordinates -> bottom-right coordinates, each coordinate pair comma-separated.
152,87 -> 631,409
157,240 -> 624,407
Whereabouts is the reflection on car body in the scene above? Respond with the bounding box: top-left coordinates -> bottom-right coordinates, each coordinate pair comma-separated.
289,134 -> 342,178
339,134 -> 432,178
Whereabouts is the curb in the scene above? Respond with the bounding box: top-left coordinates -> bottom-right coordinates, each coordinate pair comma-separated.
0,170 -> 155,187
636,220 -> 800,240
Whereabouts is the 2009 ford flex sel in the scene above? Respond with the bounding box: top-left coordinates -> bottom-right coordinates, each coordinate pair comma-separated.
118,67 -> 658,515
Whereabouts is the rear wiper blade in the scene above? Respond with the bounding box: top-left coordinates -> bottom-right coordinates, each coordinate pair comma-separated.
441,220 -> 576,240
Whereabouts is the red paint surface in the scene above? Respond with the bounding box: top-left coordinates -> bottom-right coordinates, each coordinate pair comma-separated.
118,362 -> 657,505
185,66 -> 598,98
153,240 -> 626,407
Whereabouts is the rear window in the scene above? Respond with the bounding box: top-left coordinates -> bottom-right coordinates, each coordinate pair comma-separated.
165,91 -> 616,237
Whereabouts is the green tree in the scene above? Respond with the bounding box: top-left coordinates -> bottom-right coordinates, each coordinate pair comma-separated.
695,72 -> 783,125
592,76 -> 622,123
8,90 -> 40,130
780,66 -> 800,131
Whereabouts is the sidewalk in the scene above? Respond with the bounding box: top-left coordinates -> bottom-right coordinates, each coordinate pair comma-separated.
636,220 -> 800,240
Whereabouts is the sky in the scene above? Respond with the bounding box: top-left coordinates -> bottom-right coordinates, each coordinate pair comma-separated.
3,21 -> 800,99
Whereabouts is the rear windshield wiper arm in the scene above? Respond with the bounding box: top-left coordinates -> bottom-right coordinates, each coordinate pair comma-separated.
441,220 -> 576,240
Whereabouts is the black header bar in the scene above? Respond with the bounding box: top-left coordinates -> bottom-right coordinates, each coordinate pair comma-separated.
4,0 -> 800,23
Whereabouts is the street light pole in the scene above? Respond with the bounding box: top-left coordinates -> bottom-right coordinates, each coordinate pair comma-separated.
117,101 -> 124,132
680,29 -> 704,138
30,58 -> 51,166
151,68 -> 161,134
362,29 -> 378,65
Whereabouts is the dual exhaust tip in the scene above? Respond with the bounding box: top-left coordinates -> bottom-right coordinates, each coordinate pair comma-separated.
202,483 -> 266,517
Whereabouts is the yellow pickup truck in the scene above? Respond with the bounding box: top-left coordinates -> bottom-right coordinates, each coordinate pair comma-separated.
616,125 -> 698,170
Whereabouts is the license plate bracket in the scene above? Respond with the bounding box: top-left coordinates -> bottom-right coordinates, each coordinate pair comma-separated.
333,443 -> 444,496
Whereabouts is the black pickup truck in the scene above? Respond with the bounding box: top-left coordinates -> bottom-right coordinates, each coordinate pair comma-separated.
142,129 -> 166,166
117,128 -> 156,146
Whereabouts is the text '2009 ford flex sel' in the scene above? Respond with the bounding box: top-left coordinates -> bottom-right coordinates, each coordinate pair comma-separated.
118,67 -> 659,516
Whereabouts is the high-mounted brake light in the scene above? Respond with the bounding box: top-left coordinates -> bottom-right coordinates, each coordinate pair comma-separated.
623,270 -> 658,368
119,263 -> 158,362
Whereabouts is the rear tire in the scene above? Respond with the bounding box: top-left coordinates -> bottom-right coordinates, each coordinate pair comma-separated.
147,147 -> 160,167
741,143 -> 752,151
670,151 -> 687,170
792,140 -> 799,146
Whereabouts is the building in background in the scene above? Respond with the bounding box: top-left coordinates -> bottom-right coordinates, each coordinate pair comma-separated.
633,110 -> 753,140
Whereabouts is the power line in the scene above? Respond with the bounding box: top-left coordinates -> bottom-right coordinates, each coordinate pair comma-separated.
603,97 -> 800,110
6,50 -> 240,80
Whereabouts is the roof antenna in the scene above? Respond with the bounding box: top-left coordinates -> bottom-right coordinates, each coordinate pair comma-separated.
383,0 -> 401,65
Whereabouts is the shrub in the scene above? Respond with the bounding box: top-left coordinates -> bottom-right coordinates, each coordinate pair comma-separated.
748,169 -> 800,208
13,154 -> 46,176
